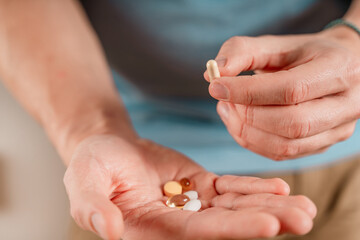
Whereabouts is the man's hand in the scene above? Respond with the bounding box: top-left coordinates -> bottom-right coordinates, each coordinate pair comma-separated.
64,134 -> 316,240
205,27 -> 360,160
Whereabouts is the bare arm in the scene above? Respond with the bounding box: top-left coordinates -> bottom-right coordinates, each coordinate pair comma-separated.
346,0 -> 360,25
331,0 -> 360,41
0,0 -> 137,164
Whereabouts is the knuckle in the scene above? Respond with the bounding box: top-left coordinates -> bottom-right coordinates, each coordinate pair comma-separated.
340,131 -> 352,142
271,156 -> 285,161
339,124 -> 356,141
210,195 -> 220,207
287,116 -> 311,139
233,134 -> 249,149
285,81 -> 309,104
235,121 -> 246,139
223,36 -> 254,58
227,36 -> 248,46
224,36 -> 240,47
274,141 -> 300,157
216,175 -> 231,187
245,105 -> 255,125
244,87 -> 254,105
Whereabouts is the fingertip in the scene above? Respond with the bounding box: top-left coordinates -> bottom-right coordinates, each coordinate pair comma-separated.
283,182 -> 291,196
271,178 -> 291,195
308,201 -> 317,220
203,71 -> 210,82
295,213 -> 313,235
103,207 -> 124,240
91,209 -> 124,240
294,195 -> 317,219
209,81 -> 230,101
285,207 -> 313,235
257,213 -> 281,238
72,193 -> 124,240
91,213 -> 107,239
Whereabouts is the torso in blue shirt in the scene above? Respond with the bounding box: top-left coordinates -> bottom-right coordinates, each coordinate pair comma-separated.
81,0 -> 359,174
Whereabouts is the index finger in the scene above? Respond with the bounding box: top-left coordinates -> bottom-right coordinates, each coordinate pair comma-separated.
209,56 -> 348,105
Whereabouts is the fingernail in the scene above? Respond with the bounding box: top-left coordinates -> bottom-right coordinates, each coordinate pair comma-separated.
215,57 -> 227,67
210,82 -> 229,100
218,102 -> 229,121
91,213 -> 107,239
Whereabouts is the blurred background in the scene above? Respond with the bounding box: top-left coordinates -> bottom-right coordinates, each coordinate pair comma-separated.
0,81 -> 70,239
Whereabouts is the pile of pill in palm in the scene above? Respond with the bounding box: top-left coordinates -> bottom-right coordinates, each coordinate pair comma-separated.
163,178 -> 201,212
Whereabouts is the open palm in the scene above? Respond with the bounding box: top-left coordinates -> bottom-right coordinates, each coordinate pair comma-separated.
64,135 -> 316,240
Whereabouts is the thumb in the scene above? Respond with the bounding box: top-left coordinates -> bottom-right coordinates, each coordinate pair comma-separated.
64,171 -> 124,240
204,35 -> 308,81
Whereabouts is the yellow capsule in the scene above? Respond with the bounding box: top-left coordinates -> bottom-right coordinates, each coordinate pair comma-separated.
206,59 -> 221,82
163,181 -> 182,197
166,194 -> 190,208
179,178 -> 192,192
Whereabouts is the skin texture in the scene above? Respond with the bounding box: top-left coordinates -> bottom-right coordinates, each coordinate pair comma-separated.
205,9 -> 360,160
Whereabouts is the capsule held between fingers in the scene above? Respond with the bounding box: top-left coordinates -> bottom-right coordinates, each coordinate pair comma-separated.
206,59 -> 221,82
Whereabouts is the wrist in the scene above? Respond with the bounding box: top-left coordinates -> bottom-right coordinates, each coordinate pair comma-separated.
48,101 -> 138,165
320,23 -> 360,53
344,0 -> 360,28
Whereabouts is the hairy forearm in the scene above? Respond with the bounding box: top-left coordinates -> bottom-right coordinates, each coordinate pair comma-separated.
0,0 -> 137,164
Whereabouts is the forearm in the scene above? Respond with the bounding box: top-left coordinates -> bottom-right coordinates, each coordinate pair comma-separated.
0,0 -> 137,164
345,0 -> 360,25
320,0 -> 360,54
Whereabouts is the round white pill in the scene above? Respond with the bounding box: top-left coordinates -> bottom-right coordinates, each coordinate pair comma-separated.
184,191 -> 198,200
183,199 -> 201,212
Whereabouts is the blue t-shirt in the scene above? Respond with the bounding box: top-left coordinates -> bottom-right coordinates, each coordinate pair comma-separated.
82,0 -> 359,174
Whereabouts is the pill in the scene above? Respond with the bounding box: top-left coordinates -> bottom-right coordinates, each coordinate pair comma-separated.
183,191 -> 198,200
163,181 -> 182,197
179,178 -> 192,192
206,59 -> 221,82
183,199 -> 202,212
166,194 -> 190,208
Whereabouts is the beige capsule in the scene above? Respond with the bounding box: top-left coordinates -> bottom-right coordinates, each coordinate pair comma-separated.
206,59 -> 221,82
166,194 -> 190,208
